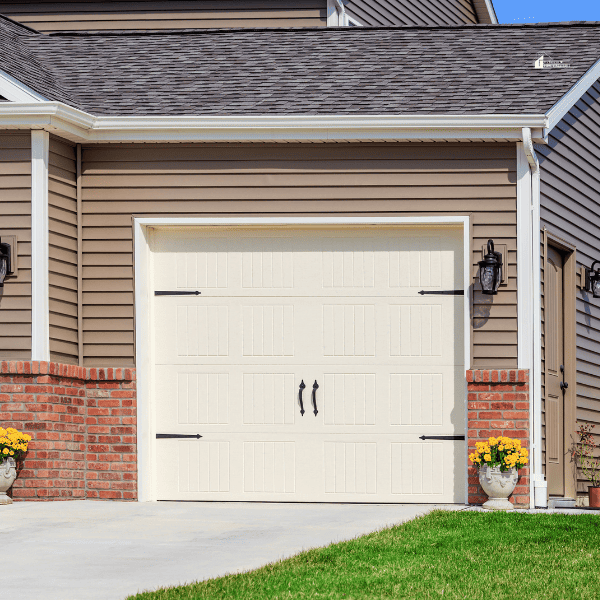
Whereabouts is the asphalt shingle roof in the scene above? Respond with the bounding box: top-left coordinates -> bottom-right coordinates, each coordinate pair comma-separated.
1,17 -> 600,116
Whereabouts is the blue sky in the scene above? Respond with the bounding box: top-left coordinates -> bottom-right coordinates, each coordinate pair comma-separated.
494,0 -> 600,23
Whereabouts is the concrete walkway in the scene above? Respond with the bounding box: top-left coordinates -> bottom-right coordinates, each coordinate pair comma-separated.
2,501 -> 466,600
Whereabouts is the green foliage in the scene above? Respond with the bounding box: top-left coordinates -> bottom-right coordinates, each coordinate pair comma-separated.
126,511 -> 600,600
572,422 -> 600,487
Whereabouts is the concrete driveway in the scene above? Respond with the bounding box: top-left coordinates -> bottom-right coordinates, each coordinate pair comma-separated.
2,500 -> 466,600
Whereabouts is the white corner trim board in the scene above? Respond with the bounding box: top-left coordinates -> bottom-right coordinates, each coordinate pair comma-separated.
133,216 -> 471,502
0,69 -> 48,103
545,58 -> 600,137
30,130 -> 50,362
0,102 -> 547,142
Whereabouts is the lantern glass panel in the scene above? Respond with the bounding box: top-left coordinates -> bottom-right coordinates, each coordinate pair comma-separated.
0,254 -> 7,287
593,277 -> 600,298
481,266 -> 495,291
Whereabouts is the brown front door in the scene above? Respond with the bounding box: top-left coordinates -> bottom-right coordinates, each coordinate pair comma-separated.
546,245 -> 565,496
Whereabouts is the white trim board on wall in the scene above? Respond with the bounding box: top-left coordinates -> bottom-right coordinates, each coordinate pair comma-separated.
133,216 -> 472,502
30,130 -> 50,361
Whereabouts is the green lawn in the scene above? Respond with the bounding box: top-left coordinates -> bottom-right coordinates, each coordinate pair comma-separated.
127,510 -> 600,600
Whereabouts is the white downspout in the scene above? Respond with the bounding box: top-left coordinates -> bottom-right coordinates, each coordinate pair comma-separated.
523,127 -> 547,508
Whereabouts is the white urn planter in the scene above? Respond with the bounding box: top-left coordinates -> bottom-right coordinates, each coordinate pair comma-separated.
478,464 -> 518,511
0,457 -> 17,505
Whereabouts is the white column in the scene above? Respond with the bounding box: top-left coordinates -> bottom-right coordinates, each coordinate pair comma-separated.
31,130 -> 50,361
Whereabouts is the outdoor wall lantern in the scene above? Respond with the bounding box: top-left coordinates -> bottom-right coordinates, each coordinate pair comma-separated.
478,239 -> 503,295
0,242 -> 12,287
585,261 -> 600,298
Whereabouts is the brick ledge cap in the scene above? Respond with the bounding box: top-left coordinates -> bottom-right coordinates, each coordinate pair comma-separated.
0,361 -> 136,381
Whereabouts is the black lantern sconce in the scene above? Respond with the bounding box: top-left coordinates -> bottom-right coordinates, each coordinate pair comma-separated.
478,239 -> 503,295
0,241 -> 13,287
585,261 -> 600,298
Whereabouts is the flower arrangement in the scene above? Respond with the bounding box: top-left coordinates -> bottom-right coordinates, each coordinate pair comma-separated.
571,422 -> 600,488
469,436 -> 529,471
0,427 -> 31,462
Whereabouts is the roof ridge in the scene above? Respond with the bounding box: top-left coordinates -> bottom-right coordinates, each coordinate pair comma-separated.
46,21 -> 600,38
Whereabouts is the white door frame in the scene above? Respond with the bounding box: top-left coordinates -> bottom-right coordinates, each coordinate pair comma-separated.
134,216 -> 472,502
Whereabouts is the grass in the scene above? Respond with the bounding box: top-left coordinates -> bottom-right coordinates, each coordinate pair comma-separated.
127,510 -> 600,600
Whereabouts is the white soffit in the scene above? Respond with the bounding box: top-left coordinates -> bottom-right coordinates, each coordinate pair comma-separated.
545,58 -> 600,137
0,69 -> 48,103
0,102 -> 547,142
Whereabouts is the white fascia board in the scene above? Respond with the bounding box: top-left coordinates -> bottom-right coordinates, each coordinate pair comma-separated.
30,130 -> 50,362
0,69 -> 48,103
545,58 -> 600,137
484,0 -> 499,24
0,103 -> 548,142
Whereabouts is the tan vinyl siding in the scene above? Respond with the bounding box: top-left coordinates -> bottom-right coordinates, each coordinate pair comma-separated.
346,0 -> 477,26
539,79 -> 600,495
0,133 -> 31,360
540,231 -> 546,475
80,142 -> 517,367
48,136 -> 78,364
3,1 -> 327,32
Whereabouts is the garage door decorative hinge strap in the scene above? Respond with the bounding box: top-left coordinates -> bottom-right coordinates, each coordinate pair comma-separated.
156,434 -> 203,439
154,291 -> 201,296
418,290 -> 464,295
419,435 -> 465,440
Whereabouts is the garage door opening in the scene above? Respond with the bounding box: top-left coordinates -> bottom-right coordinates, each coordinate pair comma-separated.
141,222 -> 467,503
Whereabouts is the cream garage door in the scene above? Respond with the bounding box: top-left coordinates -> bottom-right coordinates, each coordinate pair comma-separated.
151,226 -> 465,502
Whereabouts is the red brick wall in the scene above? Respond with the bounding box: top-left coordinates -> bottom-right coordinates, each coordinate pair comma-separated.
0,361 -> 136,501
466,369 -> 530,508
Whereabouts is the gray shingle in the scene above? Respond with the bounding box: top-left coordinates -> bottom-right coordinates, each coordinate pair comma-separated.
1,20 -> 600,116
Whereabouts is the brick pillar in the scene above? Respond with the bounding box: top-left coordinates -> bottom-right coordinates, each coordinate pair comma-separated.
0,361 -> 136,501
466,369 -> 530,508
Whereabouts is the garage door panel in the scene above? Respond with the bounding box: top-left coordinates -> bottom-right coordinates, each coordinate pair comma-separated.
151,225 -> 466,503
156,435 -> 465,502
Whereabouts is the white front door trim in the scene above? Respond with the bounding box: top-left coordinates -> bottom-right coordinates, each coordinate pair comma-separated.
134,216 -> 471,502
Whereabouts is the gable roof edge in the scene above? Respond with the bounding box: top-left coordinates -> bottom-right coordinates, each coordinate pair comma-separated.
545,58 -> 600,137
0,69 -> 48,103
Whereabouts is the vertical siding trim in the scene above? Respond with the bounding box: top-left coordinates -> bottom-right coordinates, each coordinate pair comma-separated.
76,144 -> 83,365
517,141 -> 533,370
522,130 -> 546,507
31,130 -> 50,361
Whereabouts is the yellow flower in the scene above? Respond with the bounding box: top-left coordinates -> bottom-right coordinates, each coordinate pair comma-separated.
498,445 -> 504,451
2,449 -> 8,455
484,454 -> 491,461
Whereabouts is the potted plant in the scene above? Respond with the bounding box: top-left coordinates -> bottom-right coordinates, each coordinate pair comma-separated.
469,436 -> 529,510
0,427 -> 31,505
571,422 -> 600,508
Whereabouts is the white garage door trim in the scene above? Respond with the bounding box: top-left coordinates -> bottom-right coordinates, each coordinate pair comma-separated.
134,216 -> 471,502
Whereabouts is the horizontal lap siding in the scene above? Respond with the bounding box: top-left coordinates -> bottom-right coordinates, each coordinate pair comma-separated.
0,133 -> 31,359
3,1 -> 326,32
49,136 -> 78,364
538,80 -> 600,493
346,0 -> 476,25
81,142 -> 517,367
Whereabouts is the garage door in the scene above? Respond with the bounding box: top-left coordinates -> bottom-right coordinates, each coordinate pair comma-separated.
151,226 -> 465,502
